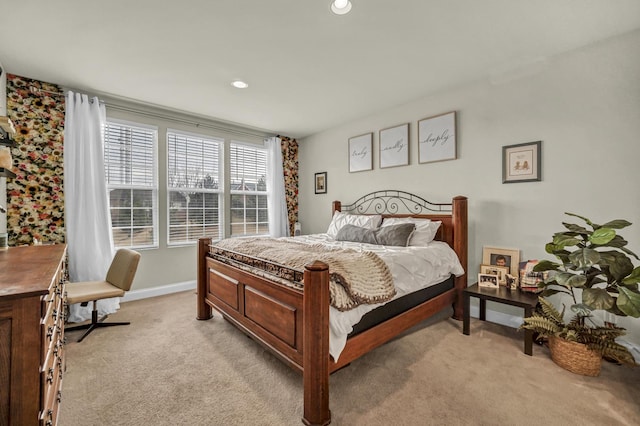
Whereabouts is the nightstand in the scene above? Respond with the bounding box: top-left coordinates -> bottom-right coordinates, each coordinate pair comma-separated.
463,283 -> 540,355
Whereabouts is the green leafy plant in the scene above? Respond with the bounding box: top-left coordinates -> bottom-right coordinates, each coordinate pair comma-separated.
522,298 -> 636,365
520,213 -> 640,365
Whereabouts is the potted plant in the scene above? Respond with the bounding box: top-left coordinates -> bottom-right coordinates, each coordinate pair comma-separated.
521,213 -> 640,375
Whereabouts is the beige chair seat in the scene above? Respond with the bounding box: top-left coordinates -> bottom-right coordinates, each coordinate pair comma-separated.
66,281 -> 125,305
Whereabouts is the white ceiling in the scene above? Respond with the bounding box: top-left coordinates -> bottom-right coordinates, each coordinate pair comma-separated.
1,1 -> 640,138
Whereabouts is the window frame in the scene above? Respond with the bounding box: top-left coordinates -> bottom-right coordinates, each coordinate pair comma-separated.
104,118 -> 159,250
166,129 -> 224,246
229,140 -> 270,237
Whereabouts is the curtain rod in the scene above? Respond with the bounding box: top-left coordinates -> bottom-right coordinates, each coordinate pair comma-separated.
104,103 -> 273,139
22,83 -> 273,139
28,86 -> 65,97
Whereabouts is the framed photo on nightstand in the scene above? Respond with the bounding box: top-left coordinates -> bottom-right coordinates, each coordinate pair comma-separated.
478,273 -> 499,288
482,246 -> 520,276
480,264 -> 509,286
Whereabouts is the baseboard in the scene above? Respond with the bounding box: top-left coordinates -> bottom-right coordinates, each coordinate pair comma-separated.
121,280 -> 196,303
470,305 -> 640,362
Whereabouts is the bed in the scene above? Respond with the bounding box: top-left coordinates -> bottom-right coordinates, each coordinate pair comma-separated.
196,190 -> 468,425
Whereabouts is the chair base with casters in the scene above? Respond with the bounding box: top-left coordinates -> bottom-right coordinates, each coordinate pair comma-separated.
65,300 -> 131,343
65,248 -> 141,342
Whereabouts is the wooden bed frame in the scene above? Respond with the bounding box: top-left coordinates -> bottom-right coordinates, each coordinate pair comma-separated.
197,191 -> 467,425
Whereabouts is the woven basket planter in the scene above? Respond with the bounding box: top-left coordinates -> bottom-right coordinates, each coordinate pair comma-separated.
548,335 -> 602,377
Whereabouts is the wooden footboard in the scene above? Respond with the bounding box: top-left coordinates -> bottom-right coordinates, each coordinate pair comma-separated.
197,193 -> 467,425
197,238 -> 331,425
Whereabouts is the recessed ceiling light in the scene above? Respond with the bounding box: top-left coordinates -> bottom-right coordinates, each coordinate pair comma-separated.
231,80 -> 249,89
331,0 -> 352,15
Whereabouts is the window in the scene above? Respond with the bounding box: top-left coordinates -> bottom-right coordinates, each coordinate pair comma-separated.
104,121 -> 158,249
167,131 -> 223,245
230,142 -> 269,236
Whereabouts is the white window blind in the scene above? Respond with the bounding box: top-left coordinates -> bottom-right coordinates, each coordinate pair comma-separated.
104,121 -> 158,248
167,131 -> 223,244
230,142 -> 269,236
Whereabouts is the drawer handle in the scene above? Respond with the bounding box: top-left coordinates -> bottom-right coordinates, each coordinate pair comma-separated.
47,368 -> 54,384
52,309 -> 58,321
57,390 -> 62,403
47,326 -> 54,341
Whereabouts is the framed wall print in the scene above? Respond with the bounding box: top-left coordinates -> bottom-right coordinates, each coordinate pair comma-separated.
502,141 -> 541,183
379,123 -> 409,168
480,264 -> 510,286
418,111 -> 456,164
482,246 -> 520,276
314,172 -> 327,194
348,132 -> 373,173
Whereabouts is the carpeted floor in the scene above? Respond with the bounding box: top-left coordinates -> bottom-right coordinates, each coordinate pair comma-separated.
58,291 -> 640,426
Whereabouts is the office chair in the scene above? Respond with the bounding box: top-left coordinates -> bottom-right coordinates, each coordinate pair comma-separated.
65,248 -> 141,342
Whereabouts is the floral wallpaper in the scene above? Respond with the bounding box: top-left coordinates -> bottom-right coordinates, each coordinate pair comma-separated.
280,136 -> 299,236
6,74 -> 65,245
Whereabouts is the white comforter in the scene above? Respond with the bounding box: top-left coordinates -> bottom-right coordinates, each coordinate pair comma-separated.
292,234 -> 465,360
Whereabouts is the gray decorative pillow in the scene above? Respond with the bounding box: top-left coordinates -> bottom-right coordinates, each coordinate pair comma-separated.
374,223 -> 415,246
335,224 -> 378,245
335,223 -> 415,247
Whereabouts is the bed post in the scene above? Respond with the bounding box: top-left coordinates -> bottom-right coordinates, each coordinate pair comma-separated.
452,196 -> 468,320
197,237 -> 213,320
302,261 -> 331,426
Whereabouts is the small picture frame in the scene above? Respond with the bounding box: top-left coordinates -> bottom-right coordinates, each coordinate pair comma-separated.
314,172 -> 327,194
379,123 -> 409,168
505,274 -> 518,290
480,264 -> 510,286
482,246 -> 520,276
478,273 -> 499,288
348,132 -> 373,173
502,141 -> 541,183
418,111 -> 457,163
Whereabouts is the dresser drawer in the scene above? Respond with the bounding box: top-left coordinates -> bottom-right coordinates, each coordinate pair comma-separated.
41,323 -> 63,409
41,293 -> 63,361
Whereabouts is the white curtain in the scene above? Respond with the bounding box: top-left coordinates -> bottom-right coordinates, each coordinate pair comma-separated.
266,136 -> 289,237
64,91 -> 116,322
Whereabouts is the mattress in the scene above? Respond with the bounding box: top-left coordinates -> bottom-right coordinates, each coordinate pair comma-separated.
292,234 -> 465,360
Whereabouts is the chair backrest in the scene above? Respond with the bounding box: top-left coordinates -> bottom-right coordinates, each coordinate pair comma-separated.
105,248 -> 141,292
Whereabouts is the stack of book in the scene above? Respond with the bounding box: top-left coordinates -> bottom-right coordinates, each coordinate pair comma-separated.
519,260 -> 547,293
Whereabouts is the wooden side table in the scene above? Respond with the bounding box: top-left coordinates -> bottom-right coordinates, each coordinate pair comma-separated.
463,283 -> 540,355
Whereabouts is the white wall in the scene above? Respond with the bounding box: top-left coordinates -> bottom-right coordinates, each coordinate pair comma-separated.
299,30 -> 640,343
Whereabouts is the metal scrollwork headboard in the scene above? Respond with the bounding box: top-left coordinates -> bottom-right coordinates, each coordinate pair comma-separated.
337,190 -> 451,215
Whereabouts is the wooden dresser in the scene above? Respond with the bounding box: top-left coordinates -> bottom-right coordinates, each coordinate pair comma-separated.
0,244 -> 67,426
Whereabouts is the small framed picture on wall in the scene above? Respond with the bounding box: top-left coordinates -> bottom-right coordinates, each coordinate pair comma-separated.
314,172 -> 327,194
502,141 -> 542,183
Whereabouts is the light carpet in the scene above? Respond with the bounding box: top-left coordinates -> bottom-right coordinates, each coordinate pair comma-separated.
59,291 -> 640,425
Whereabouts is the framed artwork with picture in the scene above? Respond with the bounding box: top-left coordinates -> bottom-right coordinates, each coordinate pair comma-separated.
480,264 -> 509,286
314,172 -> 327,194
481,246 -> 520,276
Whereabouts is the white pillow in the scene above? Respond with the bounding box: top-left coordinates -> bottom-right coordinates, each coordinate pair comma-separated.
326,211 -> 382,238
381,217 -> 441,246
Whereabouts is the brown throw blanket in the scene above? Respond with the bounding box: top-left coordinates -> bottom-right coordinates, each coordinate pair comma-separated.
211,238 -> 396,311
